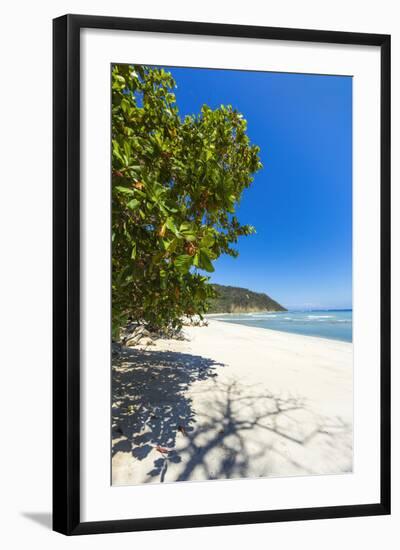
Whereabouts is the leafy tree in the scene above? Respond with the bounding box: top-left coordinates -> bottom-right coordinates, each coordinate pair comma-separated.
112,64 -> 262,338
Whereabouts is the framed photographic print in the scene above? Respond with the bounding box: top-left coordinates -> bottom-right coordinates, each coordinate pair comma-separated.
53,14 -> 391,535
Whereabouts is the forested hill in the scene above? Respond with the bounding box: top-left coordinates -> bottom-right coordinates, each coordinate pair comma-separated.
208,284 -> 287,314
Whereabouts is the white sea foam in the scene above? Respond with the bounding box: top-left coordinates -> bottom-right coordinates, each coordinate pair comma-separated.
214,317 -> 260,322
307,315 -> 333,319
250,313 -> 277,318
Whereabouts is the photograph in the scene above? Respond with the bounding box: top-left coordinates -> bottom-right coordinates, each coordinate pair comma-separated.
111,62 -> 353,486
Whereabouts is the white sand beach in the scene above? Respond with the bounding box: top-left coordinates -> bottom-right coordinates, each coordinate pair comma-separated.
112,320 -> 353,485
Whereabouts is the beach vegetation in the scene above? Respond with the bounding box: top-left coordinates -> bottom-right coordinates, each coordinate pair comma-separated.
112,64 -> 262,337
208,284 -> 286,313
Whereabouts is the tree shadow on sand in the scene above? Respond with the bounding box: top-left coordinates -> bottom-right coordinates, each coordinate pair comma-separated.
174,379 -> 352,481
112,349 -> 352,484
112,347 -> 224,481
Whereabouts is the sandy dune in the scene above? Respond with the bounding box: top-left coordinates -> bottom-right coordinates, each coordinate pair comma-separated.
112,320 -> 353,485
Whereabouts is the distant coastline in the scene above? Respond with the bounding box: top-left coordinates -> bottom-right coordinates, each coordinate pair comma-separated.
208,284 -> 286,314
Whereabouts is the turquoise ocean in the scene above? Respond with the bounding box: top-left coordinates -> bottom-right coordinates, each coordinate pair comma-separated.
208,310 -> 353,343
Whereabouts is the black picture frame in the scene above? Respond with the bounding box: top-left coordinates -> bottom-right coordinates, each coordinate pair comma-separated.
53,14 -> 391,535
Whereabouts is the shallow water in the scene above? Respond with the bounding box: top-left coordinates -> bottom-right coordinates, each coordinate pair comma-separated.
208,309 -> 353,343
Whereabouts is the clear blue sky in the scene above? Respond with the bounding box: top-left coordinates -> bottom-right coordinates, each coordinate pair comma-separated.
162,66 -> 352,310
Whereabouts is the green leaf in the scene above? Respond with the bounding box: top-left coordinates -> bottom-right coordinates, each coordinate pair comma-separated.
175,255 -> 193,273
127,199 -> 140,210
166,218 -> 180,237
198,250 -> 214,272
179,221 -> 192,232
123,141 -> 131,159
165,238 -> 178,254
131,242 -> 137,259
115,186 -> 134,195
179,221 -> 196,241
200,233 -> 215,248
121,98 -> 130,114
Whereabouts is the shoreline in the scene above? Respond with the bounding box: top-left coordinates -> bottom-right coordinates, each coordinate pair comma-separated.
206,318 -> 352,346
112,319 -> 353,485
205,312 -> 353,344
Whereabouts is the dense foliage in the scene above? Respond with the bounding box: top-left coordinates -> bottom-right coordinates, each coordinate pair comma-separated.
208,284 -> 286,314
112,64 -> 262,337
